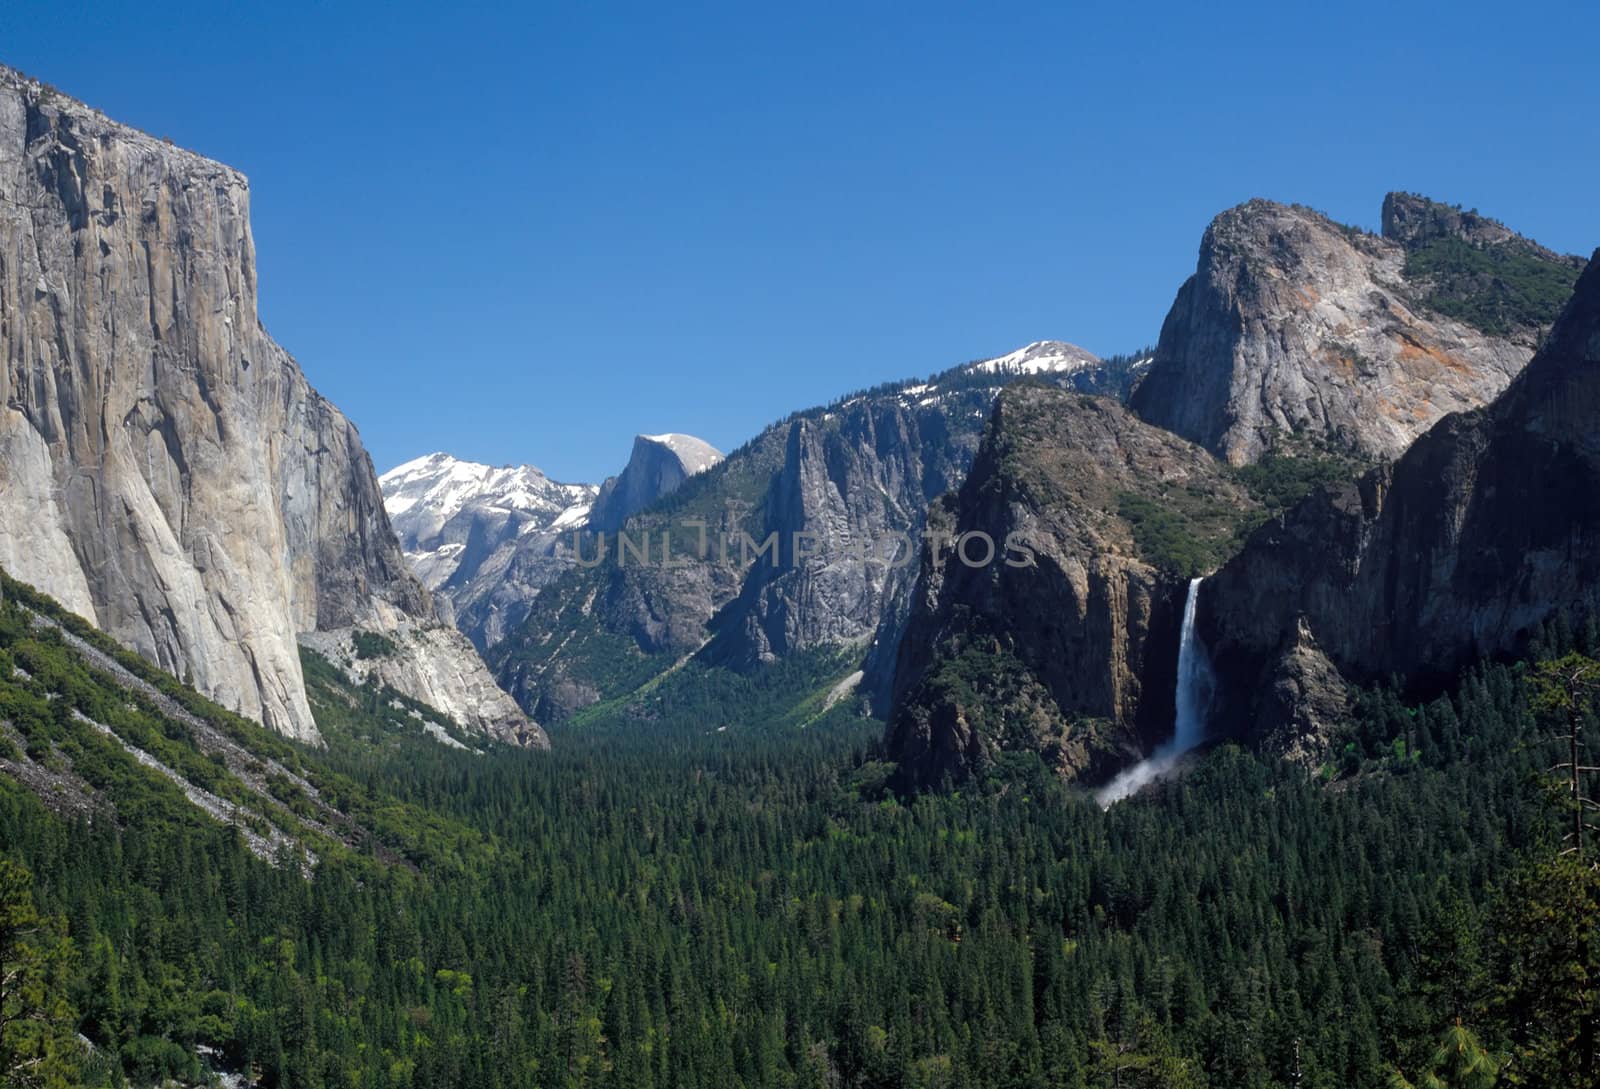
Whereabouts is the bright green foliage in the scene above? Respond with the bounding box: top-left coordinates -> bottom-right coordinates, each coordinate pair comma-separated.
1087,1016 -> 1205,1088
1116,489 -> 1241,577
1233,449 -> 1362,515
351,630 -> 399,659
0,861 -> 85,1089
1387,1022 -> 1500,1089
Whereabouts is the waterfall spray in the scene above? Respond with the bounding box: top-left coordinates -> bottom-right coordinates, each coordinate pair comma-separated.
1097,577 -> 1214,807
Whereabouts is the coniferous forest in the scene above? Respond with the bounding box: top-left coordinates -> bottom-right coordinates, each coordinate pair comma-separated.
2,572 -> 1597,1089
3,11 -> 1598,1087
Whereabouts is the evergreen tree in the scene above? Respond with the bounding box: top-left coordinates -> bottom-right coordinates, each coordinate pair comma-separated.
0,861 -> 82,1089
1387,1022 -> 1500,1089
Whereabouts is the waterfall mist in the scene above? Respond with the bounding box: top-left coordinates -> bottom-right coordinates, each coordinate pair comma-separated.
1097,576 -> 1215,807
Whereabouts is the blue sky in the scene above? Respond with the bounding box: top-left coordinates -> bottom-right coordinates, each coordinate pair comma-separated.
3,1 -> 1594,482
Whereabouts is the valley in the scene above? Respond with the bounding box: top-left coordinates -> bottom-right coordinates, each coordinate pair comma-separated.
0,46 -> 1596,1089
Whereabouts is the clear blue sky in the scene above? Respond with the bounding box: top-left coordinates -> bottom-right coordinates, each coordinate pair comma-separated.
3,1 -> 1594,482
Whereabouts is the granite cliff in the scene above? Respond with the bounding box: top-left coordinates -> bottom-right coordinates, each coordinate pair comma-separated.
587,433 -> 723,533
489,344 -> 1142,722
1198,249 -> 1600,762
0,66 -> 541,747
1129,195 -> 1580,465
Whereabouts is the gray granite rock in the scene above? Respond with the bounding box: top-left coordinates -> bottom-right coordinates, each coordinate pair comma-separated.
0,66 -> 543,748
1130,198 -> 1556,465
1202,251 -> 1600,753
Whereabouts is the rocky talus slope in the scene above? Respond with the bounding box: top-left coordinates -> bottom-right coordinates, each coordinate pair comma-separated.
1200,250 -> 1600,762
0,66 -> 541,746
883,386 -> 1257,787
1129,195 -> 1580,465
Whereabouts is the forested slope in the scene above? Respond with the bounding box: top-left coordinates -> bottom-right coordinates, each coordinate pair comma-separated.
4,566 -> 1597,1087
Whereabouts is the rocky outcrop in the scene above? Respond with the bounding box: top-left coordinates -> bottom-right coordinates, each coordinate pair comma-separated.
380,453 -> 596,649
587,433 -> 723,532
885,387 -> 1258,788
1129,196 -> 1575,465
1200,250 -> 1600,760
1380,192 -> 1577,262
0,66 -> 542,747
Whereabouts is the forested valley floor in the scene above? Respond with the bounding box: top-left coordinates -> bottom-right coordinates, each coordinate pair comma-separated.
2,573 -> 1597,1088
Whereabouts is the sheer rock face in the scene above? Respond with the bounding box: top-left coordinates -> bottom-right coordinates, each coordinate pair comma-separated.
490,393 -> 979,723
1201,251 -> 1600,759
587,433 -> 722,532
1129,198 -> 1545,466
885,388 -> 1257,788
0,67 -> 542,747
711,401 -> 959,667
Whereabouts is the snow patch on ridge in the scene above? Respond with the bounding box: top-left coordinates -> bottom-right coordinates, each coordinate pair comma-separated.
967,341 -> 1101,376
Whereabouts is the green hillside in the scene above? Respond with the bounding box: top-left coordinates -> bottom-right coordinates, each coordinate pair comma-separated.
4,568 -> 1598,1087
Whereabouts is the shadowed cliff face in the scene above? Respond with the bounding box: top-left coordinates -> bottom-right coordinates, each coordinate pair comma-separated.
0,67 -> 542,747
707,399 -> 967,666
1130,197 -> 1576,466
1201,251 -> 1600,761
885,387 -> 1257,788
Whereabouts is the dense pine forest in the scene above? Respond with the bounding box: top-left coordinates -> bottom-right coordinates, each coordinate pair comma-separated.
2,571 -> 1598,1088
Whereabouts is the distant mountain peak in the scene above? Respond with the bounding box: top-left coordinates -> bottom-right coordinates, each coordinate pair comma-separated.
380,453 -> 588,530
587,433 -> 725,532
378,454 -> 598,636
966,341 -> 1101,376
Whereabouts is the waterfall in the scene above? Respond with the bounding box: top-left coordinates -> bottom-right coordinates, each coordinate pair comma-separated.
1096,577 -> 1214,807
1170,576 -> 1214,753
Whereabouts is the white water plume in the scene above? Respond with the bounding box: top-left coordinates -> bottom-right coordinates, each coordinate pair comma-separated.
1097,577 -> 1214,807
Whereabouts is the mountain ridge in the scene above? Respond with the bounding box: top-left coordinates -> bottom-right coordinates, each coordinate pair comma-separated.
379,452 -> 597,646
486,344 -> 1154,723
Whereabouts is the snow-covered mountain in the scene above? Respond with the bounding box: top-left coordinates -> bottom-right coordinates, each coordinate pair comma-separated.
965,340 -> 1101,375
382,454 -> 595,580
379,454 -> 598,648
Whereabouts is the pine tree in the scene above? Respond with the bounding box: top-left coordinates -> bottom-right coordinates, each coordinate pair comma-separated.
1531,653 -> 1600,860
1387,1021 -> 1499,1089
1481,858 -> 1600,1086
0,860 -> 81,1089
